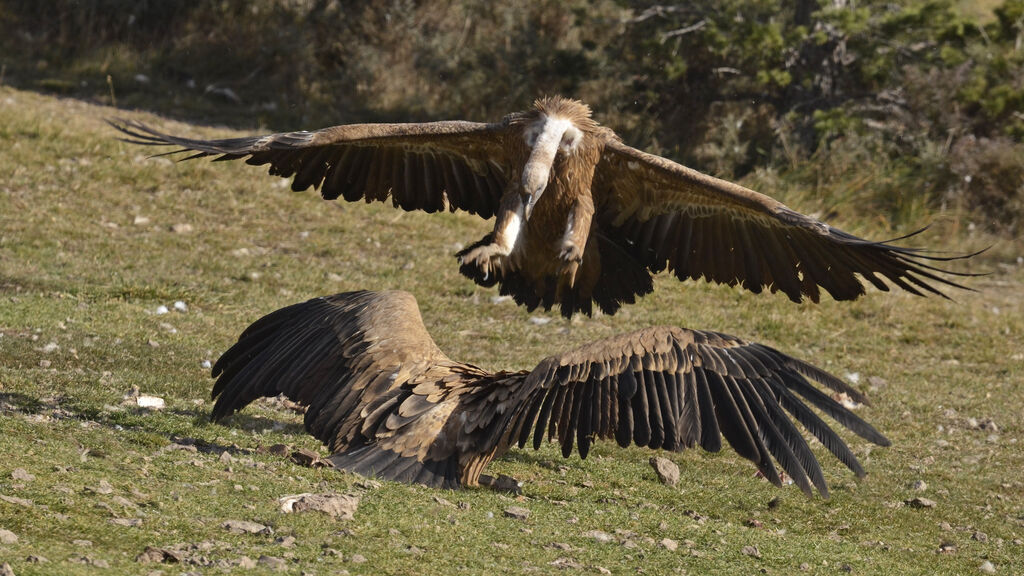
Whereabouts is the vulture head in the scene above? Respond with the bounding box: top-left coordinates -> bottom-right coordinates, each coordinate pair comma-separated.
511,96 -> 609,219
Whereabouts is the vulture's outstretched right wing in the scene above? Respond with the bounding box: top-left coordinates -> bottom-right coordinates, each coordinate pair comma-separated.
505,326 -> 890,497
110,119 -> 509,218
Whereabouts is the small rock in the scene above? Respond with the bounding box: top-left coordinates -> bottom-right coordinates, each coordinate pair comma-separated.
136,546 -> 183,564
350,554 -> 367,563
659,537 -> 679,551
171,223 -> 193,234
11,468 -> 34,482
73,539 -> 93,547
503,506 -> 530,520
939,541 -> 957,553
550,558 -> 584,569
911,480 -> 928,491
290,448 -> 333,468
173,300 -> 188,312
222,520 -> 273,535
88,479 -> 114,495
800,563 -> 811,571
0,529 -> 17,544
266,444 -> 291,457
25,555 -> 48,563
972,531 -> 989,542
132,215 -> 150,225
979,560 -> 996,574
649,457 -> 680,486
258,555 -> 287,571
276,536 -> 296,548
582,530 -> 614,544
236,556 -> 257,569
0,564 -> 13,576
278,493 -> 359,520
906,497 -> 937,508
742,545 -> 761,559
136,396 -> 165,410
109,518 -> 143,527
155,305 -> 169,315
528,316 -> 550,325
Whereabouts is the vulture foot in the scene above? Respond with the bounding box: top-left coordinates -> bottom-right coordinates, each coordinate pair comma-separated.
459,243 -> 507,282
558,240 -> 583,290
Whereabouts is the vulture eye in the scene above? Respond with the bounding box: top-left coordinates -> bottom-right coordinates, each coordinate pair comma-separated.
524,128 -> 540,148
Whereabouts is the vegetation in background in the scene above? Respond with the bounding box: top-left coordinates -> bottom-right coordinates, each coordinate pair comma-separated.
2,0 -> 1021,234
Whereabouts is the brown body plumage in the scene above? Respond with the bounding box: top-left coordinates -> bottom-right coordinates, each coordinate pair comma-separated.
112,96 -> 974,317
211,290 -> 890,497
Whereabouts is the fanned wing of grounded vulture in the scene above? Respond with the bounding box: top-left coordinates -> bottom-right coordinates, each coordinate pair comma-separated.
211,290 -> 890,497
112,97 -> 975,317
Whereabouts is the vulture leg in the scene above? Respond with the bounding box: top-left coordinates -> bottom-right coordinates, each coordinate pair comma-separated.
458,191 -> 525,281
557,195 -> 595,292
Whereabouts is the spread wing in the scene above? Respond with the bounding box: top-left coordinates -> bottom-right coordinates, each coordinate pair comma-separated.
111,119 -> 510,218
210,290 -> 490,488
508,326 -> 890,497
594,140 -> 977,302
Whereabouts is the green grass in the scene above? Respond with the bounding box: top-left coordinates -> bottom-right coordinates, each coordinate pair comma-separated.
1,87 -> 1022,575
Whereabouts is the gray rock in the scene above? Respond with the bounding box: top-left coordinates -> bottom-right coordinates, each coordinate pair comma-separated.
503,506 -> 531,520
0,529 -> 17,544
222,520 -> 273,535
906,497 -> 937,508
649,457 -> 680,486
278,493 -> 359,520
258,555 -> 287,571
582,530 -> 614,544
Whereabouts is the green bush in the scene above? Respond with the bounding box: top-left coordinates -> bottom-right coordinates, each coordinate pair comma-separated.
1,0 -> 1020,233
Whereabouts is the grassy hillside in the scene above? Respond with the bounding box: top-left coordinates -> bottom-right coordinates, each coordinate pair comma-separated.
0,87 -> 1022,575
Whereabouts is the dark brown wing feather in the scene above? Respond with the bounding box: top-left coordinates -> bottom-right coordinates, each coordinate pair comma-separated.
510,326 -> 890,497
110,119 -> 510,218
594,140 -> 978,303
210,290 -> 487,488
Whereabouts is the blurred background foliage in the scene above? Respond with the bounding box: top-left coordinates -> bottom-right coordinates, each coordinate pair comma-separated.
1,0 -> 1021,236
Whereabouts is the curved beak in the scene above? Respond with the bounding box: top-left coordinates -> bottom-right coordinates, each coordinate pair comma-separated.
520,116 -> 571,220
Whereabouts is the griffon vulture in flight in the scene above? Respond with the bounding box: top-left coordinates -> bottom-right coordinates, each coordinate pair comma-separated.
112,97 -> 972,317
211,290 -> 890,497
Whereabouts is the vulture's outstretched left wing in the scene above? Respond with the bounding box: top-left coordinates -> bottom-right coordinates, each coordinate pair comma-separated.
506,326 -> 890,497
111,119 -> 509,218
594,140 -> 978,303
210,290 -> 492,489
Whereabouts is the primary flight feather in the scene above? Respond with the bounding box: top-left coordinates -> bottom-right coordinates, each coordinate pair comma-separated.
112,96 -> 973,317
210,290 -> 890,497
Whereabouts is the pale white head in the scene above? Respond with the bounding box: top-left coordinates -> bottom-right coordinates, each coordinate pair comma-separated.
520,113 -> 584,218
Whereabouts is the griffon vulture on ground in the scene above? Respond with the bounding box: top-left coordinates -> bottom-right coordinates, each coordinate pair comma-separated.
211,290 -> 890,497
112,96 -> 973,317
